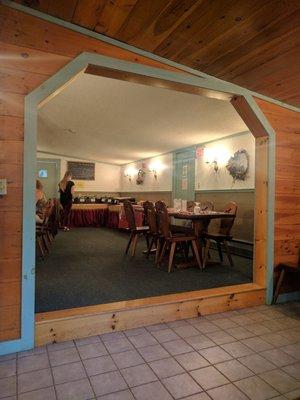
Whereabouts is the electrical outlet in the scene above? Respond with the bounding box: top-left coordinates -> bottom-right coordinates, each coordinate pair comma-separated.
0,179 -> 7,195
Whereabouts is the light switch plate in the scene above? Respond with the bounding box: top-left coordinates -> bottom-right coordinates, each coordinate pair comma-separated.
0,179 -> 7,195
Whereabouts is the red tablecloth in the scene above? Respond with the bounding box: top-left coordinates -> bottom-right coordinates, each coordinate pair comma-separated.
69,208 -> 108,227
68,204 -> 144,229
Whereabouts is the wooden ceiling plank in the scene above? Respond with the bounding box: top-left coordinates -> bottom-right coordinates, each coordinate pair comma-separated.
201,8 -> 300,77
110,0 -> 171,43
47,0 -> 78,22
153,0 -> 230,60
121,0 -> 202,51
175,0 -> 265,65
72,0 -> 107,30
94,0 -> 139,37
177,0 -> 285,69
12,0 -> 50,13
221,33 -> 300,83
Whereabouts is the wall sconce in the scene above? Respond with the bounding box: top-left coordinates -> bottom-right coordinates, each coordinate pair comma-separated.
124,167 -> 137,181
203,147 -> 219,172
148,161 -> 164,179
203,147 -> 230,173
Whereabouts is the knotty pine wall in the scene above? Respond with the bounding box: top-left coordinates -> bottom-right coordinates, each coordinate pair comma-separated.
0,4 -> 180,342
255,99 -> 300,294
0,4 -> 298,342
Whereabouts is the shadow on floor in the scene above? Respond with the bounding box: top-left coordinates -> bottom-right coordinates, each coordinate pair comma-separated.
35,228 -> 253,313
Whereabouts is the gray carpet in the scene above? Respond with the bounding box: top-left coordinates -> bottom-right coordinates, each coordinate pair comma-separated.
35,228 -> 253,313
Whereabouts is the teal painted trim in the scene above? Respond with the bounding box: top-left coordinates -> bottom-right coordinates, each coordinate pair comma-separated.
244,95 -> 276,305
0,51 -> 280,353
2,0 -> 300,114
195,189 -> 255,193
277,291 -> 300,304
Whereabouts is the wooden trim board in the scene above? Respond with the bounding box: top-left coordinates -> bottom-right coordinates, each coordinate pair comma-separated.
35,283 -> 265,345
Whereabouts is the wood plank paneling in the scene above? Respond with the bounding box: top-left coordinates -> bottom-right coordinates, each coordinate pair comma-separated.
0,5 -> 179,72
35,284 -> 265,345
0,306 -> 20,341
0,42 -> 72,76
11,0 -> 300,106
256,98 -> 300,294
0,115 -> 23,141
0,3 -> 181,343
0,259 -> 21,283
0,66 -> 49,95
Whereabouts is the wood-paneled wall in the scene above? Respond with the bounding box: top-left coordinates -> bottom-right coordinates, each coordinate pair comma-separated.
0,4 -> 180,342
255,99 -> 300,293
0,4 -> 298,342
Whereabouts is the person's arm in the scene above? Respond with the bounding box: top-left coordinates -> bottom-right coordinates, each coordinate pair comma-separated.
71,182 -> 76,195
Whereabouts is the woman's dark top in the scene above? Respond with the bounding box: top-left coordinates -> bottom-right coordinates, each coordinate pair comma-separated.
59,181 -> 74,206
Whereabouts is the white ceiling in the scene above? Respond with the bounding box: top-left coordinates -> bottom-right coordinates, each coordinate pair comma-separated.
38,72 -> 248,165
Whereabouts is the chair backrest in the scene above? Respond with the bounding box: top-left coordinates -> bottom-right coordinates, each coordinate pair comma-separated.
219,201 -> 238,236
143,201 -> 158,235
200,201 -> 214,211
123,200 -> 136,230
155,201 -> 171,238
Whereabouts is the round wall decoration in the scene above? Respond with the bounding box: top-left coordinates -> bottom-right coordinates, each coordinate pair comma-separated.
136,168 -> 145,185
226,149 -> 249,182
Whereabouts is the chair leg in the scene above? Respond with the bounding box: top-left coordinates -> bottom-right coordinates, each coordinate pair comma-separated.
125,233 -> 133,254
42,234 -> 50,253
155,238 -> 161,265
203,239 -> 210,269
217,242 -> 223,262
158,241 -> 167,267
131,234 -> 138,257
224,241 -> 234,267
168,242 -> 176,273
273,267 -> 285,304
147,236 -> 154,258
37,237 -> 45,259
191,240 -> 202,269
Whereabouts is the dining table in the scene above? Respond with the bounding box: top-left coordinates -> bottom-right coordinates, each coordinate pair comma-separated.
167,208 -> 235,268
168,208 -> 234,237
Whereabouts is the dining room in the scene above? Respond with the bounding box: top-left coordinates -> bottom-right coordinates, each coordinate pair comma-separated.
35,67 -> 256,316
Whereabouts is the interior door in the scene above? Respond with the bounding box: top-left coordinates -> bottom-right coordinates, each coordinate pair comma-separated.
173,148 -> 195,201
36,159 -> 60,199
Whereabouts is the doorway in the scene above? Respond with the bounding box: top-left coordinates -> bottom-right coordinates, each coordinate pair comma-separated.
21,54 -> 272,348
173,148 -> 195,201
36,158 -> 60,199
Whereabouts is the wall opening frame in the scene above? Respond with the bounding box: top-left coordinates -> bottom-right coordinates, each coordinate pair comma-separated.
0,52 -> 276,353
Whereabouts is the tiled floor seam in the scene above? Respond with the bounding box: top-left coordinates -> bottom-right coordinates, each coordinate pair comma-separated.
46,342 -> 59,400
74,339 -> 104,400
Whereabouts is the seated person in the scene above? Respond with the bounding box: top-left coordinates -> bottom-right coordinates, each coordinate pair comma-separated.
36,179 -> 47,223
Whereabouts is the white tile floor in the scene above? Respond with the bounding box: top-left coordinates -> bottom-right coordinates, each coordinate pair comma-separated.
0,302 -> 299,400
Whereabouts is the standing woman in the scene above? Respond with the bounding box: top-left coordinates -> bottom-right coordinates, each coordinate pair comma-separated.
59,171 -> 75,230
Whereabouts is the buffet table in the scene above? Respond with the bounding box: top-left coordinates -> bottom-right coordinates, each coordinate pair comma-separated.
69,203 -> 143,229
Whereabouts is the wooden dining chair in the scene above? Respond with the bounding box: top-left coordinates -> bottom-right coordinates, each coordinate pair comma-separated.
36,200 -> 54,258
200,201 -> 214,211
143,201 -> 160,259
124,200 -> 149,257
202,201 -> 237,268
155,201 -> 202,273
